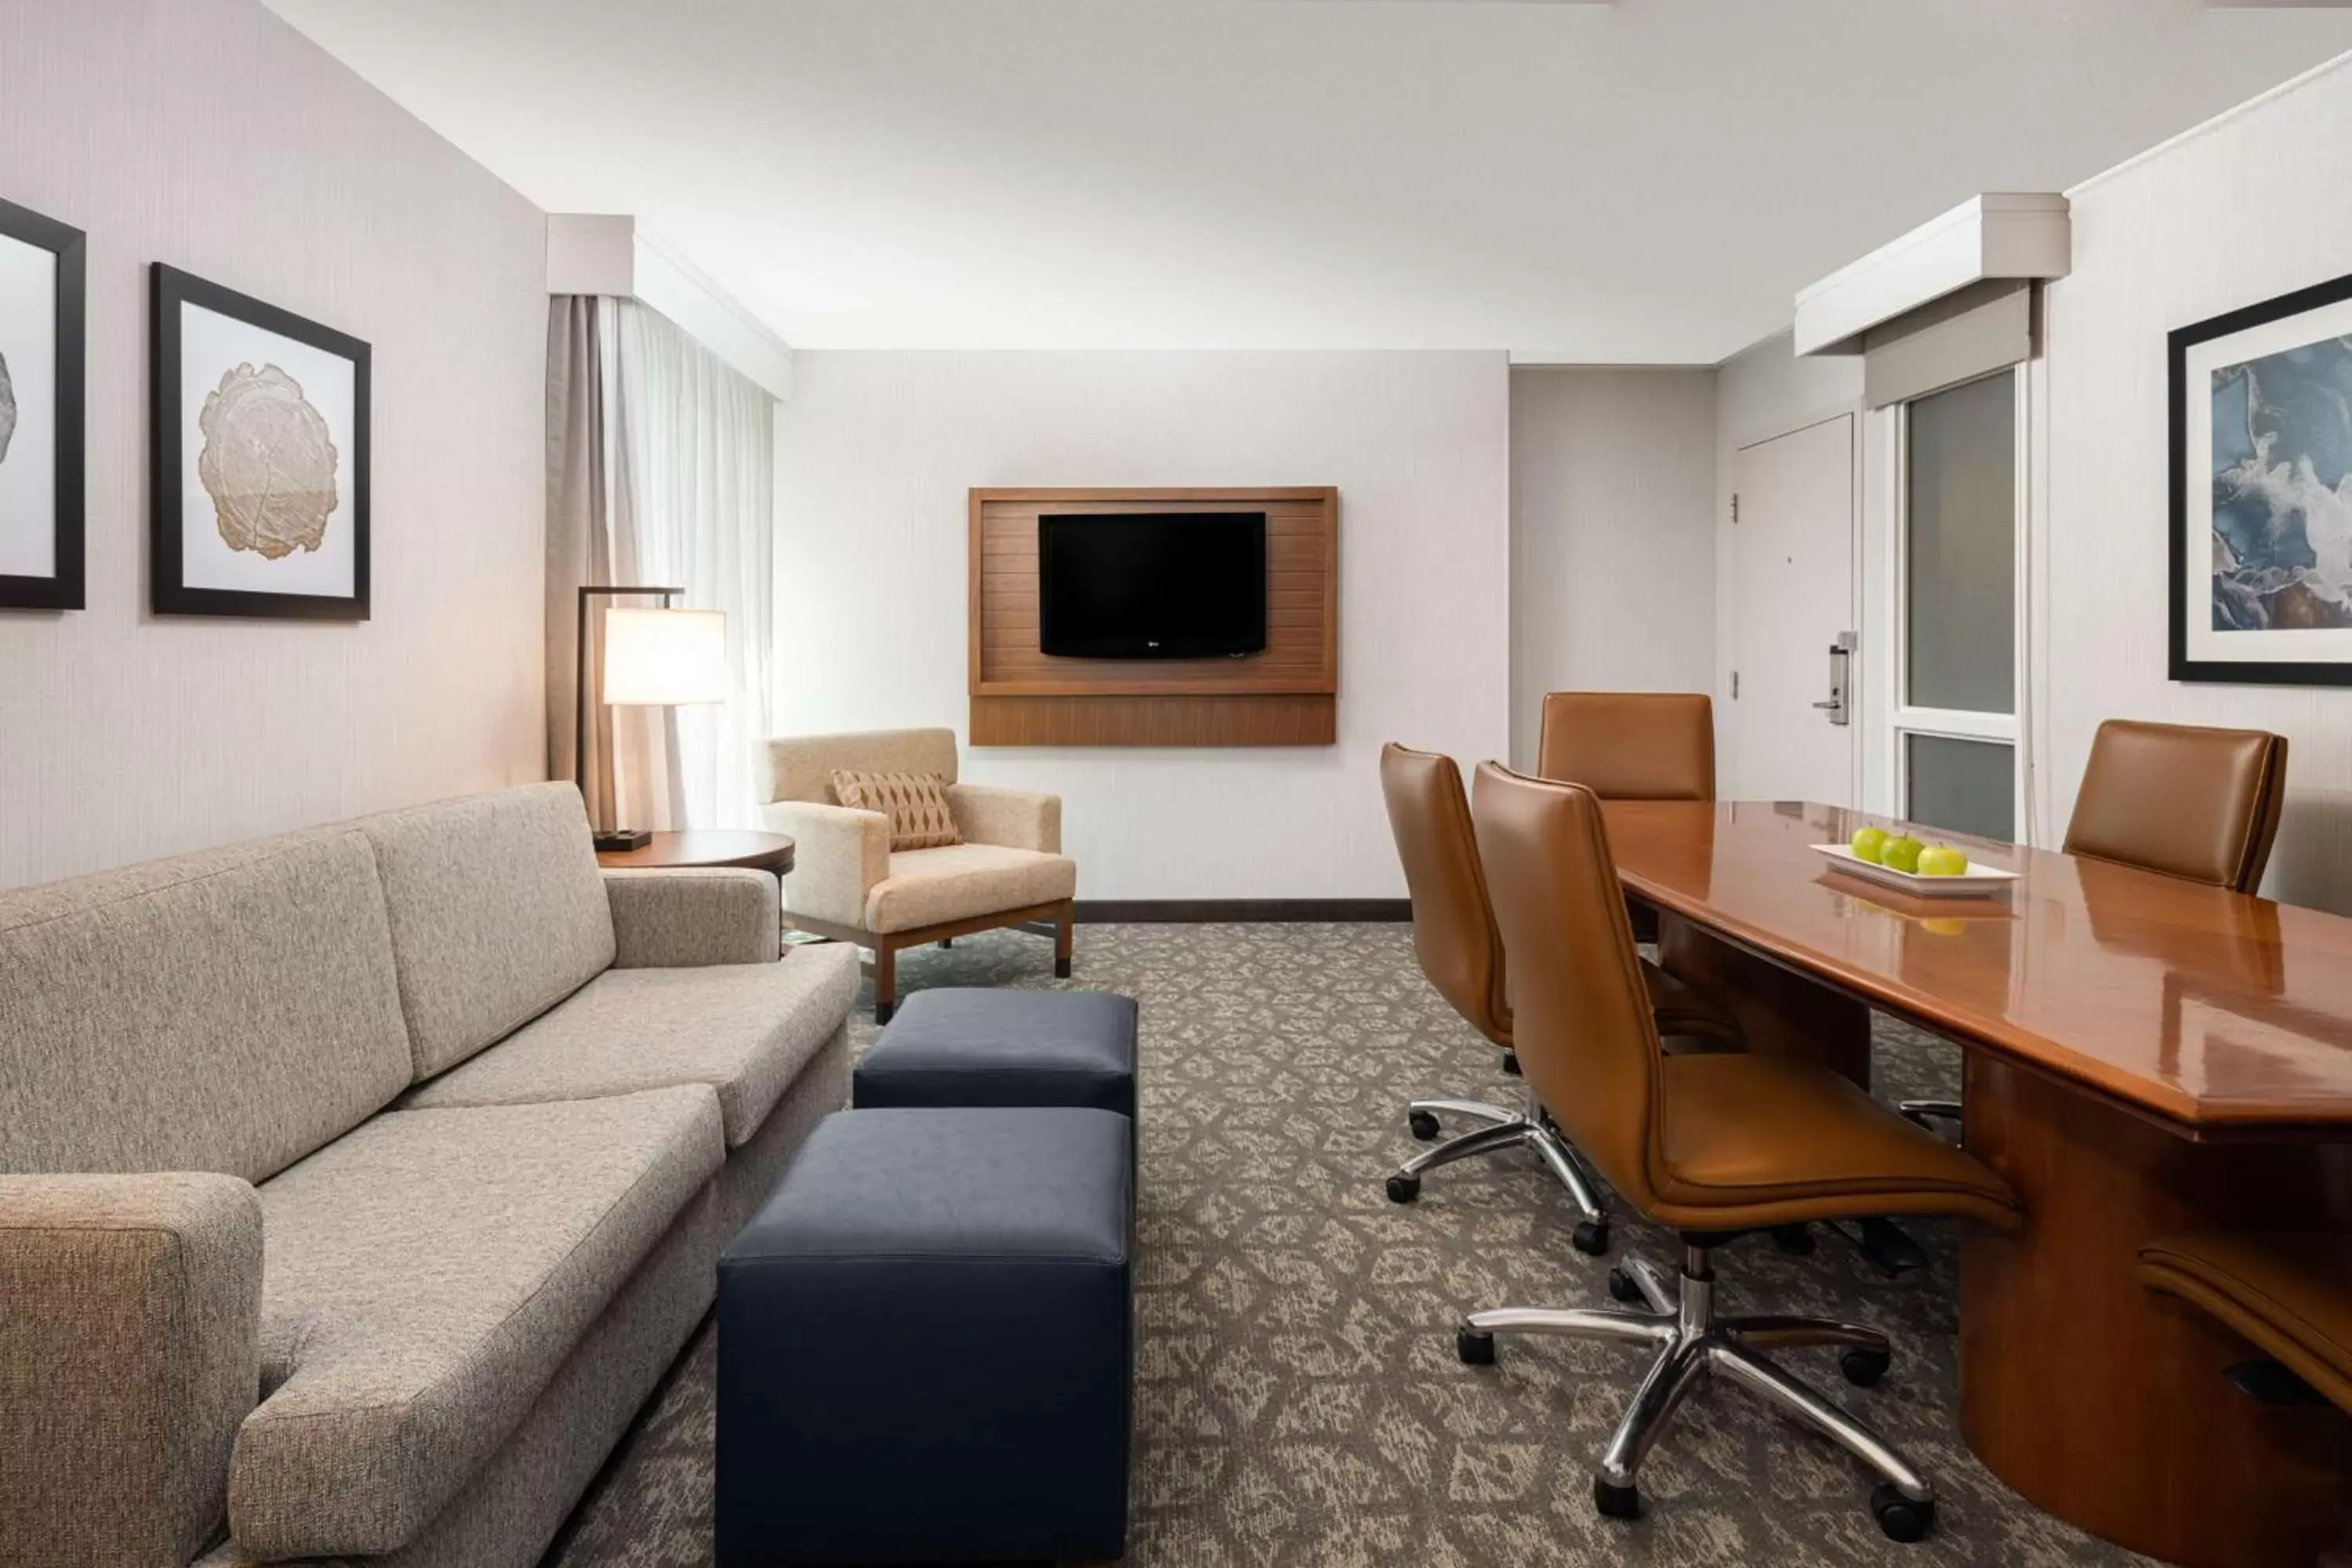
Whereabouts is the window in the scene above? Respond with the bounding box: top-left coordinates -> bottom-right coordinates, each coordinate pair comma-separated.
1891,369 -> 2024,841
1905,733 -> 2013,842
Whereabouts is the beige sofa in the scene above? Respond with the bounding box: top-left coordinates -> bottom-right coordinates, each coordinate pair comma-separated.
0,782 -> 859,1568
760,728 -> 1076,1022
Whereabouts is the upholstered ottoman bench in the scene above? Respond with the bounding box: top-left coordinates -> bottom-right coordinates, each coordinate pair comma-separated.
854,987 -> 1138,1119
716,1106 -> 1134,1566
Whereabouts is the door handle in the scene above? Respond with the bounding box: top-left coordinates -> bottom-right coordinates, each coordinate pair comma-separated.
1815,636 -> 1856,727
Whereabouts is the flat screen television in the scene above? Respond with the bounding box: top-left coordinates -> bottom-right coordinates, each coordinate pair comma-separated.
1038,511 -> 1267,659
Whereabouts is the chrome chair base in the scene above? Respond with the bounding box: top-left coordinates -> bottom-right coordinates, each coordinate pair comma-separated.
1457,1243 -> 1939,1543
1387,1084 -> 1611,1251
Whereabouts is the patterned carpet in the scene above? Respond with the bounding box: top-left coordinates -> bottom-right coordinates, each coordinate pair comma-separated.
543,923 -> 2153,1568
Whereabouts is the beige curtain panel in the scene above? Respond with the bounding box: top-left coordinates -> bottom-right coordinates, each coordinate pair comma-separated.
546,296 -> 776,833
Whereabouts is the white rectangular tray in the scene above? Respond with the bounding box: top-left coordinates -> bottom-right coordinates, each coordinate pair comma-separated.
1810,843 -> 2019,898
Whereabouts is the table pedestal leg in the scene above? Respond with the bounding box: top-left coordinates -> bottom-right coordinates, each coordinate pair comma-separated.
1655,909 -> 1871,1086
1959,1052 -> 2352,1567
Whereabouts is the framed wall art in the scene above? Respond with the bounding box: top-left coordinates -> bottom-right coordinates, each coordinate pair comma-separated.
2172,268 -> 2352,684
0,196 -> 85,611
151,263 -> 370,619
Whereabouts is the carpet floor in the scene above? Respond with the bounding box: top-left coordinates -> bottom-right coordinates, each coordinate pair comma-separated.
543,922 -> 2153,1568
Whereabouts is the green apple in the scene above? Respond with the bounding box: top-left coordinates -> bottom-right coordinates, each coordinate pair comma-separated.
1849,826 -> 1890,864
1917,844 -> 1969,877
1882,836 -> 1925,873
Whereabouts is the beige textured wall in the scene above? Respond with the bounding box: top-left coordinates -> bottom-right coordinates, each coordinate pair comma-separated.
772,350 -> 1511,902
0,0 -> 548,889
1509,366 -> 1719,772
2038,52 -> 2352,910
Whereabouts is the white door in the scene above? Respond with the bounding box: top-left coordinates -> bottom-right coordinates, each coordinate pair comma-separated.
1730,414 -> 1858,805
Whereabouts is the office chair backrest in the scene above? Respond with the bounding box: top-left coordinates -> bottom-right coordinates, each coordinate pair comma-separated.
2063,720 -> 2288,895
1535,691 -> 1715,800
1381,744 -> 1512,1048
1470,761 -> 1663,1201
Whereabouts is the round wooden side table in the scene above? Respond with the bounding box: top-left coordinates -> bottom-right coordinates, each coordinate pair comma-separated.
593,830 -> 796,876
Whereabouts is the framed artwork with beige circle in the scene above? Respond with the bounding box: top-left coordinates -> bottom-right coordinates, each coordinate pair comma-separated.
0,195 -> 85,612
150,263 -> 370,619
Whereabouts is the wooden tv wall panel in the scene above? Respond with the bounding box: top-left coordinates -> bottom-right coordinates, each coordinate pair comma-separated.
969,487 -> 1338,746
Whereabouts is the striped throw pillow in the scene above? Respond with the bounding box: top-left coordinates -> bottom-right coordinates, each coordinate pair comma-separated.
830,769 -> 964,851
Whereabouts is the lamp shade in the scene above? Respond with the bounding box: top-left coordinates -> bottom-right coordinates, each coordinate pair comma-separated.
601,606 -> 728,706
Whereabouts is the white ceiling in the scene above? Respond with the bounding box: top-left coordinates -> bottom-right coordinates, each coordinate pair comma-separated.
260,0 -> 2352,363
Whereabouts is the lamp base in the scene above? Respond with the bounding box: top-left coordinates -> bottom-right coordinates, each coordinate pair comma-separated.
593,828 -> 654,852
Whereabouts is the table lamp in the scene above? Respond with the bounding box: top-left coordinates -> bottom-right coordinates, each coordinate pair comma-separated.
575,586 -> 728,851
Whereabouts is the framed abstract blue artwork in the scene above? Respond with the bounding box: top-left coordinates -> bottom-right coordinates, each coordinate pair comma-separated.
2172,270 -> 2352,684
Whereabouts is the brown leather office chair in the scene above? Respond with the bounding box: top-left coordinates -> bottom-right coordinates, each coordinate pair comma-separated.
2139,1233 -> 2352,1413
2064,719 -> 2288,894
1534,690 -> 1717,950
1538,693 -> 1938,1276
1535,691 -> 1717,801
1458,762 -> 2020,1541
1378,744 -> 1740,1252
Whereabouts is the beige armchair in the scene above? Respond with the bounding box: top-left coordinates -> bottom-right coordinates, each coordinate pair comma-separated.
760,727 -> 1076,1022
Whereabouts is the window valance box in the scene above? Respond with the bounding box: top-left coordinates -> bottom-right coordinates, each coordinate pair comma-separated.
1795,193 -> 2070,406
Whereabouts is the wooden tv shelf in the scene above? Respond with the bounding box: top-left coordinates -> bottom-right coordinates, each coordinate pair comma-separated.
968,486 -> 1338,747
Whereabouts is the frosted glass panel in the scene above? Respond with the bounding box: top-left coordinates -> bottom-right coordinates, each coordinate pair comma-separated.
1907,733 -> 2014,843
1906,373 -> 2015,713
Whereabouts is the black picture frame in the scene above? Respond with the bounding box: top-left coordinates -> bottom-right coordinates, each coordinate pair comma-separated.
151,263 -> 371,620
0,196 -> 86,612
2169,267 -> 2352,686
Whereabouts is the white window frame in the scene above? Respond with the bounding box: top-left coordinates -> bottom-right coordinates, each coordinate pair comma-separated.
1875,362 -> 2034,844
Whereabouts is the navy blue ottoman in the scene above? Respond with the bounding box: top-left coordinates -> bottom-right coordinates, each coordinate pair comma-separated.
854,989 -> 1138,1119
717,1107 -> 1134,1566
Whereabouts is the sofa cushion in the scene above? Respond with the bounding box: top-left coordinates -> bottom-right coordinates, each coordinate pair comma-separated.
0,828 -> 413,1183
228,1089 -> 723,1560
357,783 -> 618,1080
866,843 -> 1078,934
398,943 -> 862,1147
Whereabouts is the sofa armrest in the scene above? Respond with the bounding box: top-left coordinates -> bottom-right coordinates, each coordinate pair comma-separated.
945,783 -> 1062,854
603,868 -> 780,967
0,1173 -> 262,1568
762,800 -> 890,930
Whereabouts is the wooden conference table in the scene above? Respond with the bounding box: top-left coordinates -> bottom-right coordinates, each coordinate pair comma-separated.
1601,798 -> 2352,1568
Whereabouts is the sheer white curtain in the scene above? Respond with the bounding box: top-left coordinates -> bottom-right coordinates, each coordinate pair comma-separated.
546,297 -> 775,831
618,303 -> 775,829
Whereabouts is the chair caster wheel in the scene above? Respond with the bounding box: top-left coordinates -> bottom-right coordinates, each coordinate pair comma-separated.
1607,1267 -> 1644,1305
938,938 -> 953,949
1871,1483 -> 1935,1543
1841,1345 -> 1892,1388
1769,1223 -> 1817,1255
1571,1220 -> 1610,1256
1593,1476 -> 1641,1519
1457,1327 -> 1496,1365
1501,1051 -> 1523,1076
1407,1110 -> 1442,1142
1385,1172 -> 1421,1204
